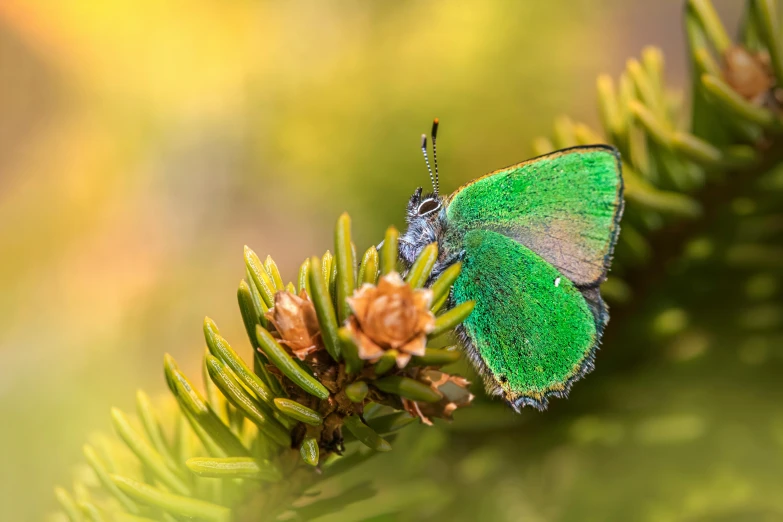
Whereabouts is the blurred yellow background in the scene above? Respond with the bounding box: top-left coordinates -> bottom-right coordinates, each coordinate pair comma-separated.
0,1 -> 762,521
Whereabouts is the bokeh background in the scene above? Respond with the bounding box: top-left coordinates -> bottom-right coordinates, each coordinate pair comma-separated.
4,1 -> 783,521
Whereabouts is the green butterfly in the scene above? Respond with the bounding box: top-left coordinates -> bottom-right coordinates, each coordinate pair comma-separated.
399,120 -> 624,411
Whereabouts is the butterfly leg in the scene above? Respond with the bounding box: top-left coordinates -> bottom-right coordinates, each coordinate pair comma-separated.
429,249 -> 466,281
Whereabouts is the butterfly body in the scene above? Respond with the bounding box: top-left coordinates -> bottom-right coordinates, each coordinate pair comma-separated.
400,144 -> 624,411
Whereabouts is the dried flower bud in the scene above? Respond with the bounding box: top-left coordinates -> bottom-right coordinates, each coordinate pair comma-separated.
346,272 -> 435,368
403,368 -> 474,425
722,46 -> 774,103
265,291 -> 322,360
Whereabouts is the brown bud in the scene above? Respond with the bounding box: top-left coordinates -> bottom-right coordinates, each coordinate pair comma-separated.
722,46 -> 774,103
346,272 -> 435,368
265,291 -> 322,360
403,368 -> 474,425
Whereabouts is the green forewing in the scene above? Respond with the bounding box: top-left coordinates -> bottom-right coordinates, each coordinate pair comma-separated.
452,230 -> 597,408
445,146 -> 623,287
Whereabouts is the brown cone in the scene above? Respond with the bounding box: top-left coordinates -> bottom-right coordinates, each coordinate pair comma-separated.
265,290 -> 322,360
346,272 -> 435,368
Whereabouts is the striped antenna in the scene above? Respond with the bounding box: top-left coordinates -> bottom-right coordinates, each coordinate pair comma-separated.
420,134 -> 437,195
431,118 -> 440,196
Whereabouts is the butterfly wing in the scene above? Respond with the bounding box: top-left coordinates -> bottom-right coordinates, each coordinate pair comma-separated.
443,146 -> 622,409
453,229 -> 598,411
444,145 -> 623,288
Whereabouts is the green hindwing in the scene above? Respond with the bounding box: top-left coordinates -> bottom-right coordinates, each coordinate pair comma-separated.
445,146 -> 623,288
452,230 -> 598,411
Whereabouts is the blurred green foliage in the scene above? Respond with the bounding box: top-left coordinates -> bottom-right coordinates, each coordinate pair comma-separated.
2,0 -> 782,521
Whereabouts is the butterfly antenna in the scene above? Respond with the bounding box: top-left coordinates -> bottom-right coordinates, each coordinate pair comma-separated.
431,118 -> 440,196
421,133 -> 437,195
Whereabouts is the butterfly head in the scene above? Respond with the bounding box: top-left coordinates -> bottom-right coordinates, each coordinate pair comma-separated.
406,187 -> 442,219
400,187 -> 444,266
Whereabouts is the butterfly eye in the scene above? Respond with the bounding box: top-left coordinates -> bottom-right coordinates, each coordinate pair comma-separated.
417,198 -> 441,216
